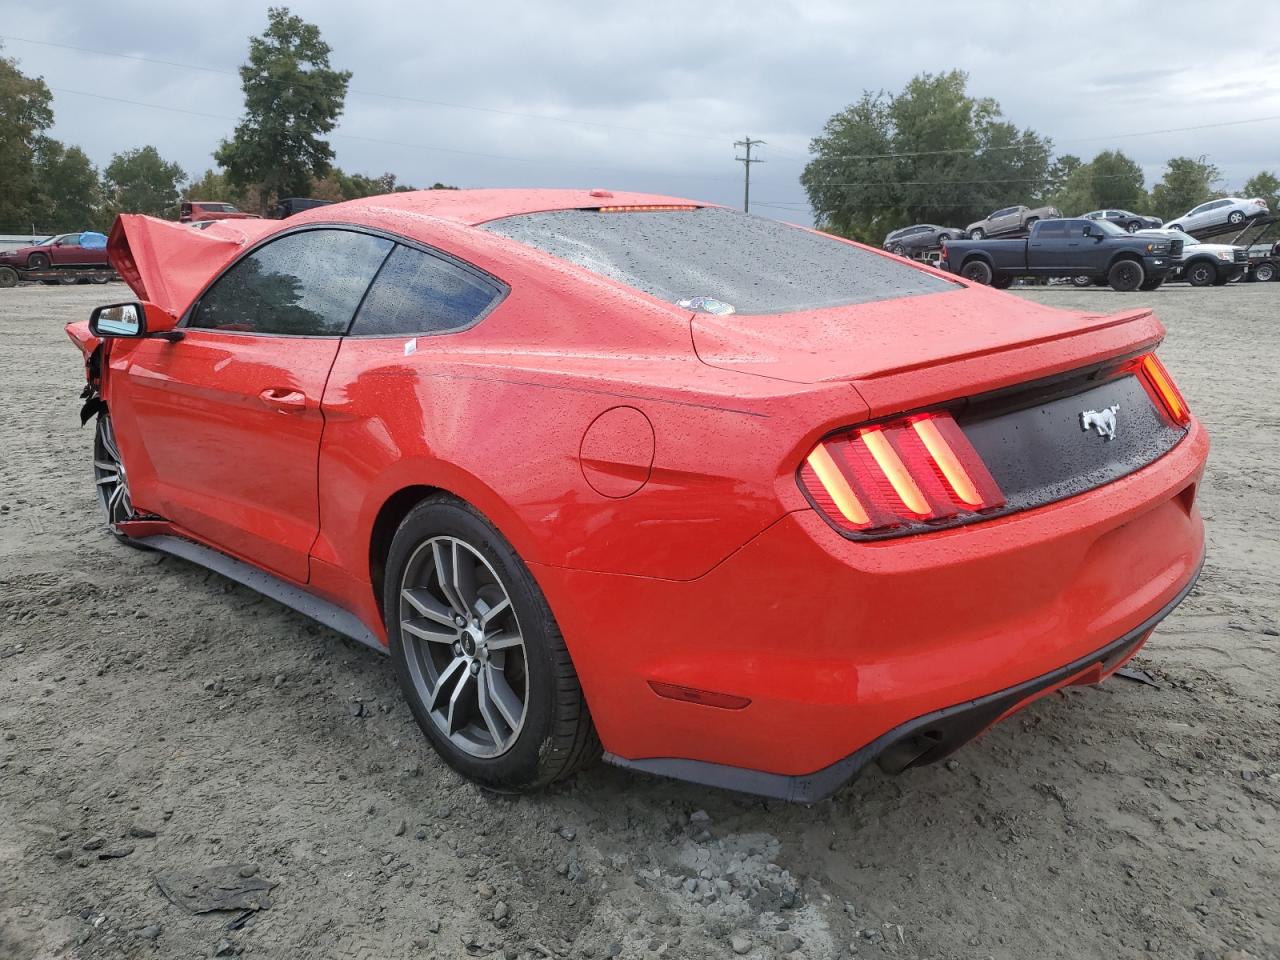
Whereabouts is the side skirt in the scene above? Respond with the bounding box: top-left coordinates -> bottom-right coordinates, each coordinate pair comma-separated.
136,534 -> 386,655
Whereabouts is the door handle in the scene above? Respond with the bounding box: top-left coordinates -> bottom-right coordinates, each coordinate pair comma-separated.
258,387 -> 308,412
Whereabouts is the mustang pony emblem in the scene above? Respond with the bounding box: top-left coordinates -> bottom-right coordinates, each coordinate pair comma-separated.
1081,405 -> 1119,440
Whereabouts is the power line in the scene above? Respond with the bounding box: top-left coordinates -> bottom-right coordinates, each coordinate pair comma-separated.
2,32 -> 732,144
785,113 -> 1280,163
734,136 -> 765,212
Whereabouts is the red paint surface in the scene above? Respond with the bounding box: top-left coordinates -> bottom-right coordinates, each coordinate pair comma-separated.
67,189 -> 1209,780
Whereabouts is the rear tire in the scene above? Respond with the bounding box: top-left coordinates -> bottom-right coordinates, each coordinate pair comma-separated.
1108,260 -> 1144,292
0,266 -> 17,288
1024,217 -> 1039,232
1185,261 -> 1215,287
991,274 -> 1013,290
961,260 -> 993,285
1228,210 -> 1245,225
1126,221 -> 1140,233
1253,262 -> 1277,282
385,495 -> 600,792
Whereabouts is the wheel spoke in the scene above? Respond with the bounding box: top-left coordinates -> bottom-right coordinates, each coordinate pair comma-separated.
452,540 -> 479,618
429,656 -> 467,712
476,670 -> 506,746
96,474 -> 118,487
476,595 -> 510,627
486,631 -> 522,652
432,540 -> 467,616
401,618 -> 457,644
486,668 -> 523,730
445,667 -> 473,735
401,587 -> 457,628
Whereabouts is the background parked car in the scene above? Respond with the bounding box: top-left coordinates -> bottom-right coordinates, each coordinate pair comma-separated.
0,232 -> 110,271
1165,197 -> 1269,234
1082,209 -> 1163,232
942,217 -> 1175,291
965,204 -> 1061,239
1135,229 -> 1248,286
179,201 -> 261,224
882,223 -> 963,255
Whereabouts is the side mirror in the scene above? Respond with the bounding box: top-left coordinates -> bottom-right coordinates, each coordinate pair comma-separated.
89,301 -> 181,340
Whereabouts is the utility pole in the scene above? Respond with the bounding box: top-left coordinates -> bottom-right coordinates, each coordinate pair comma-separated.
734,136 -> 765,213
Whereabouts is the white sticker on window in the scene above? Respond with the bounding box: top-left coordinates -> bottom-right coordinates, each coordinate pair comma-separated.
404,338 -> 417,356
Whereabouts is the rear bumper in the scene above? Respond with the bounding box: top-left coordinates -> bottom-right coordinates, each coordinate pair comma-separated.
535,419 -> 1207,794
606,561 -> 1199,802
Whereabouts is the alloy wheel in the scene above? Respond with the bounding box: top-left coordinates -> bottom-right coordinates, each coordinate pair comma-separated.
93,415 -> 134,528
398,536 -> 528,759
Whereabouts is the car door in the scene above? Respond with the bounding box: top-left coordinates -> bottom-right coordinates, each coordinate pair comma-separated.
1028,219 -> 1069,271
1061,220 -> 1097,271
108,227 -> 394,582
988,208 -> 1014,234
49,234 -> 84,265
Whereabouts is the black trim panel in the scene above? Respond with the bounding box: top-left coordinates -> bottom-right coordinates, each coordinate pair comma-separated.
136,534 -> 386,654
605,554 -> 1202,803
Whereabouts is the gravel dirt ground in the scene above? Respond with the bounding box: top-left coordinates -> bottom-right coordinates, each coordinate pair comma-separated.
1,282 -> 1277,960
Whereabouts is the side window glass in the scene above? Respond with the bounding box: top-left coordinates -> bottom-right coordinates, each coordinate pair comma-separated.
1036,220 -> 1066,238
350,244 -> 503,337
190,230 -> 392,336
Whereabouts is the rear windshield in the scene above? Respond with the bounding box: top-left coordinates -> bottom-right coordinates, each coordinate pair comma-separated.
481,206 -> 955,315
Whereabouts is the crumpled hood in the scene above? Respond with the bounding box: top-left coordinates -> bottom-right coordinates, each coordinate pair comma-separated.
108,214 -> 279,316
691,286 -> 1149,385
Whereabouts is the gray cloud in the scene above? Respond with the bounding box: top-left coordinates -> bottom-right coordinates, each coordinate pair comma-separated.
8,0 -> 1280,223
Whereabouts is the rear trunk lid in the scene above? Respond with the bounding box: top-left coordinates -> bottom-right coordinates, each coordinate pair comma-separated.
692,285 -> 1166,416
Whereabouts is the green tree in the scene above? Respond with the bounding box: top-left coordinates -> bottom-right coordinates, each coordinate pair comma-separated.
185,168 -> 246,207
1149,156 -> 1222,221
1040,154 -> 1082,204
215,7 -> 351,212
104,146 -> 187,218
1242,170 -> 1280,214
0,46 -> 54,231
1050,149 -> 1147,215
801,71 -> 1053,241
33,140 -> 102,230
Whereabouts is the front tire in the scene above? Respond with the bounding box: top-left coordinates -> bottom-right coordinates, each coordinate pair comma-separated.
27,252 -> 50,270
1108,260 -> 1144,292
1253,262 -> 1277,282
969,228 -> 985,240
1185,261 -> 1215,287
93,414 -> 140,543
891,244 -> 906,256
386,495 -> 599,791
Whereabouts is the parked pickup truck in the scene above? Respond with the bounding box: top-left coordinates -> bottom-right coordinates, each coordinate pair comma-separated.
940,218 -> 1179,291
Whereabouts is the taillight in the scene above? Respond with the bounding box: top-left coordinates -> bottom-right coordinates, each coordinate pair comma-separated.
1135,353 -> 1190,425
799,411 -> 1005,537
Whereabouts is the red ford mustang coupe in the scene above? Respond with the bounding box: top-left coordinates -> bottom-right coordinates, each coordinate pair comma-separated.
66,190 -> 1207,801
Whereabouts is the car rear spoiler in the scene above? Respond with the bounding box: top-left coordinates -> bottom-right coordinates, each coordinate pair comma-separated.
107,214 -> 278,317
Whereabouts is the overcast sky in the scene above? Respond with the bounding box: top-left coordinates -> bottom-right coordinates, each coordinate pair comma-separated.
7,1 -> 1280,222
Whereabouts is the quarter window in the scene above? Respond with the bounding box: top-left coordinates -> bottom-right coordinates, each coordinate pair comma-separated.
350,245 -> 503,337
189,229 -> 393,336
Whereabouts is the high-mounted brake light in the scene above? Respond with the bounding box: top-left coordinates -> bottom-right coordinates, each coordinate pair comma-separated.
595,204 -> 701,213
1135,353 -> 1190,425
798,412 -> 1005,537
